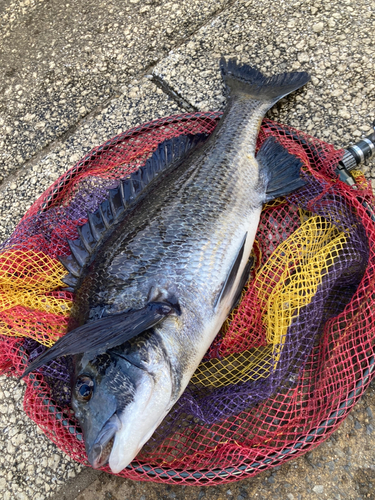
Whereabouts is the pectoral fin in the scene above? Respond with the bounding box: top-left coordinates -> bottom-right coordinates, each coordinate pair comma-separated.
21,301 -> 177,378
214,233 -> 247,311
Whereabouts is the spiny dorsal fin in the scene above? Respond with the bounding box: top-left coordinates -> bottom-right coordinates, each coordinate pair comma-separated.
59,254 -> 81,279
60,133 -> 208,289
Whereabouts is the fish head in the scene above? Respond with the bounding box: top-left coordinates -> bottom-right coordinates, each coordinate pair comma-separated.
71,330 -> 174,473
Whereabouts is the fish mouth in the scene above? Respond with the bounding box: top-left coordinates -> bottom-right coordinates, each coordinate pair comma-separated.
87,413 -> 122,469
107,366 -> 174,473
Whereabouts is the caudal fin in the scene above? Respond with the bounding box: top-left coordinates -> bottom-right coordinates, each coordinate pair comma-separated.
220,58 -> 310,103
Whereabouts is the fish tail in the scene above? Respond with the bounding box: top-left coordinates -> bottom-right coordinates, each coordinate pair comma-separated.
220,58 -> 310,103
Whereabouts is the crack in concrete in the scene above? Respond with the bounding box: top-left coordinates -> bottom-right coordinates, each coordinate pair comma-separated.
149,73 -> 198,112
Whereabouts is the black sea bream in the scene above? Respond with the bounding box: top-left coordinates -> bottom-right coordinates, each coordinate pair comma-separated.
24,59 -> 310,473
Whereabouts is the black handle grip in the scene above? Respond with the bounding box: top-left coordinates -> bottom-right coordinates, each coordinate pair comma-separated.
339,120 -> 375,171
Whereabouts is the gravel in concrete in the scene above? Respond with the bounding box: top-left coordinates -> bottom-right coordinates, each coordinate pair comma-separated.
0,77 -> 178,242
151,0 -> 375,157
0,376 -> 83,500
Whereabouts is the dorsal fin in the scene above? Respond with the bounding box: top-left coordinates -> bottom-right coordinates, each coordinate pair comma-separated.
60,133 -> 208,289
257,137 -> 306,202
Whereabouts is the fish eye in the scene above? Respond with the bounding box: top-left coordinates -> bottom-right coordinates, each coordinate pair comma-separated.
75,375 -> 94,402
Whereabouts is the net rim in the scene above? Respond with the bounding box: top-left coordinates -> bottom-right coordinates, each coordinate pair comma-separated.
3,111 -> 375,485
28,353 -> 374,483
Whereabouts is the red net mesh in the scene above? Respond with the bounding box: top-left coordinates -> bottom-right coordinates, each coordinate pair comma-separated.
0,112 -> 374,485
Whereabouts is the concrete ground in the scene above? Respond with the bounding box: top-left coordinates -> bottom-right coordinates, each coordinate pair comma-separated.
0,0 -> 375,498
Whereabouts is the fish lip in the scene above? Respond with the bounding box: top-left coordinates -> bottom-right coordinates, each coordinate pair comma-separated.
87,413 -> 122,469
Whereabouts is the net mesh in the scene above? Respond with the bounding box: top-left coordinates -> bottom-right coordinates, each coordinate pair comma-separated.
0,112 -> 374,485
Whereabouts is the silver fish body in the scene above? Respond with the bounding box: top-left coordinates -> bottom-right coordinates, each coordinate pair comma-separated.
24,59 -> 310,473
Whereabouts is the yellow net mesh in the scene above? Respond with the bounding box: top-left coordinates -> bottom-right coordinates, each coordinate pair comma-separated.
0,249 -> 72,346
350,169 -> 368,189
191,215 -> 347,387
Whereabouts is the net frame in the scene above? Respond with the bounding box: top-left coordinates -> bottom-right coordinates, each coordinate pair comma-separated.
0,112 -> 374,485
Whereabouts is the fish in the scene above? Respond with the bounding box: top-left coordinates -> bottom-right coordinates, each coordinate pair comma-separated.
23,58 -> 310,473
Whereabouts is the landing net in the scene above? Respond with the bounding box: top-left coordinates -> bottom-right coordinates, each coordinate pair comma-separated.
0,112 -> 374,485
